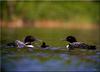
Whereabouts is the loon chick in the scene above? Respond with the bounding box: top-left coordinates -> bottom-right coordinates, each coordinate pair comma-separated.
65,36 -> 96,50
41,42 -> 49,48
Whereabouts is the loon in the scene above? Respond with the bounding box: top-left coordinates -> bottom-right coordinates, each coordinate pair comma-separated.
41,42 -> 49,48
16,35 -> 42,48
6,35 -> 39,48
23,35 -> 39,48
40,42 -> 59,50
64,36 -> 96,51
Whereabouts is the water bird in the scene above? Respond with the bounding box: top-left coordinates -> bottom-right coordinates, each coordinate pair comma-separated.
41,42 -> 49,48
40,42 -> 61,50
24,35 -> 42,48
64,36 -> 96,51
16,35 -> 38,48
6,35 -> 37,48
14,40 -> 34,52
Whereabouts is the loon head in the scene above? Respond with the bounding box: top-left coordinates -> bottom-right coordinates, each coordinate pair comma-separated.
42,42 -> 46,45
24,35 -> 36,43
24,35 -> 42,43
66,36 -> 77,43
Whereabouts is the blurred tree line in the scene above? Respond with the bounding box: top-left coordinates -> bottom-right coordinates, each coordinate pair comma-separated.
0,0 -> 100,24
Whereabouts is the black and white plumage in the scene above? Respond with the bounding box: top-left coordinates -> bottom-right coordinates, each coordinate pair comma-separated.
15,40 -> 34,52
25,42 -> 34,48
15,40 -> 34,48
24,35 -> 42,48
65,36 -> 96,50
24,35 -> 42,43
24,35 -> 36,44
6,35 -> 36,48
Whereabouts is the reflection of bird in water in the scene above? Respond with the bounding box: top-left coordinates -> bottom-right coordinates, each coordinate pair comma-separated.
64,36 -> 96,51
41,42 -> 49,48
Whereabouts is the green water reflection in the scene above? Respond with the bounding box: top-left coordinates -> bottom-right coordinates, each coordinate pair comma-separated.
1,28 -> 100,71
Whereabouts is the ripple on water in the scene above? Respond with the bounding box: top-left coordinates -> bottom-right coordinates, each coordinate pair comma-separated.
1,48 -> 100,71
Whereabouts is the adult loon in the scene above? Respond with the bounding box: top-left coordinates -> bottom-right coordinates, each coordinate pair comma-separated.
16,35 -> 42,48
6,35 -> 39,48
64,36 -> 96,51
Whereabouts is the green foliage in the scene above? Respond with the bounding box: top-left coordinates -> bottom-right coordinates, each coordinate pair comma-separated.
1,1 -> 100,23
0,1 -> 8,20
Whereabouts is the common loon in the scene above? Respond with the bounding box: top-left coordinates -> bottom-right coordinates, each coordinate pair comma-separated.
64,36 -> 96,51
6,35 -> 39,48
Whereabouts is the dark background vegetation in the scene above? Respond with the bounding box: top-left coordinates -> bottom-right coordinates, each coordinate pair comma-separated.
0,0 -> 100,24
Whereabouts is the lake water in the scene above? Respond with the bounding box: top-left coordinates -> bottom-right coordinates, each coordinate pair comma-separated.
1,47 -> 100,71
1,28 -> 100,71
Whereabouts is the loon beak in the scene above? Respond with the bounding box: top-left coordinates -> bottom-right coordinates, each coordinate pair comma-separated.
35,39 -> 42,42
61,38 -> 66,41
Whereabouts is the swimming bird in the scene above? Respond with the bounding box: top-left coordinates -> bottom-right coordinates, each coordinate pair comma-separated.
40,42 -> 61,50
15,40 -> 34,52
41,42 -> 49,49
24,35 -> 42,48
64,36 -> 96,51
6,35 -> 36,48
